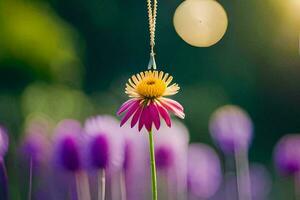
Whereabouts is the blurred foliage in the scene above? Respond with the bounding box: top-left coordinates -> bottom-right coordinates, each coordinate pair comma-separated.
21,83 -> 94,122
0,0 -> 83,87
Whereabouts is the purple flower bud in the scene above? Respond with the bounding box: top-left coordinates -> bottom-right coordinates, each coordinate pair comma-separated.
274,134 -> 300,176
54,119 -> 83,172
90,134 -> 109,169
122,125 -> 149,200
153,121 -> 190,199
84,115 -> 124,172
0,126 -> 9,158
212,163 -> 271,200
20,117 -> 51,167
249,164 -> 272,200
123,142 -> 131,171
187,143 -> 222,199
20,132 -> 50,167
209,105 -> 253,154
60,137 -> 81,171
155,145 -> 174,170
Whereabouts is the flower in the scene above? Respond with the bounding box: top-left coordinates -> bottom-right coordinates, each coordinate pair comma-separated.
155,146 -> 174,170
274,134 -> 300,176
117,70 -> 185,131
213,163 -> 271,200
0,126 -> 9,159
153,121 -> 189,198
53,119 -> 83,172
209,105 -> 253,154
19,118 -> 51,167
84,115 -> 124,172
122,125 -> 149,200
187,143 -> 222,199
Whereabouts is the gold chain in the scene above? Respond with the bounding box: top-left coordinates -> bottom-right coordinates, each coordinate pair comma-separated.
147,0 -> 158,56
147,0 -> 158,69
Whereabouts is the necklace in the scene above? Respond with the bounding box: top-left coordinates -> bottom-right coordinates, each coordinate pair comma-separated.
147,0 -> 158,70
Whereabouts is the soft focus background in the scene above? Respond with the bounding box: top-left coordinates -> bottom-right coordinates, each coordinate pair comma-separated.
0,0 -> 300,199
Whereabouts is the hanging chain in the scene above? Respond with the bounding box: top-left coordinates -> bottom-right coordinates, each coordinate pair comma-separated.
147,0 -> 158,70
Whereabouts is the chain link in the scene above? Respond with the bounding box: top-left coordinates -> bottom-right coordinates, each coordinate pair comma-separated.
147,0 -> 158,56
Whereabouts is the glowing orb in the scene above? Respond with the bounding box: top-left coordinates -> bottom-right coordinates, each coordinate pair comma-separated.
173,0 -> 228,47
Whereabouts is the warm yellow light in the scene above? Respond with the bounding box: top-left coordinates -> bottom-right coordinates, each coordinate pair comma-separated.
287,0 -> 300,21
173,0 -> 228,47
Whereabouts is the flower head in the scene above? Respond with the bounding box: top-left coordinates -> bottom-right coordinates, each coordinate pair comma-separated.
117,70 -> 185,131
187,143 -> 222,199
153,121 -> 190,197
0,126 -> 9,158
53,119 -> 83,172
19,118 -> 51,167
274,134 -> 300,176
209,105 -> 253,154
84,115 -> 124,171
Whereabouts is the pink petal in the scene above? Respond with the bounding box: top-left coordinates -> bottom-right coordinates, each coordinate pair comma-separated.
138,107 -> 147,131
149,103 -> 160,130
157,103 -> 171,127
160,100 -> 185,119
120,101 -> 140,126
117,99 -> 136,115
131,106 -> 143,128
144,106 -> 153,132
161,98 -> 184,111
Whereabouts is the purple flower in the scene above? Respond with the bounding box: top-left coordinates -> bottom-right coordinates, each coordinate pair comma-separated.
211,163 -> 271,200
209,105 -> 253,154
153,121 -> 190,198
89,135 -> 109,169
60,137 -> 81,171
155,146 -> 174,170
122,125 -> 149,200
249,163 -> 272,200
274,134 -> 300,176
84,115 -> 124,172
20,132 -> 50,167
20,118 -> 51,167
53,119 -> 83,172
187,143 -> 222,199
0,126 -> 9,158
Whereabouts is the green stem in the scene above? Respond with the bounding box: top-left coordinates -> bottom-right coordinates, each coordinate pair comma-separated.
148,130 -> 158,200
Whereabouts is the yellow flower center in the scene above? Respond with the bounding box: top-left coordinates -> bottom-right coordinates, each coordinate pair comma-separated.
136,76 -> 167,98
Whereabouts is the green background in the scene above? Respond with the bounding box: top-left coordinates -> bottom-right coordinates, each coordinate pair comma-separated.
0,0 -> 299,199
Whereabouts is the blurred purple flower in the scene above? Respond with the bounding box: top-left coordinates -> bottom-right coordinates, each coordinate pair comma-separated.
53,119 -> 83,172
0,125 -> 8,200
122,125 -> 149,200
274,134 -> 300,176
89,135 -> 109,169
155,145 -> 174,170
153,121 -> 190,199
84,115 -> 124,172
209,105 -> 253,154
187,143 -> 222,199
249,164 -> 272,200
0,126 -> 9,158
20,120 -> 51,167
211,163 -> 271,200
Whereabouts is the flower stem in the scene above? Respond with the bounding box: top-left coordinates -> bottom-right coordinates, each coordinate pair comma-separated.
97,169 -> 105,200
28,157 -> 33,200
0,159 -> 8,200
75,172 -> 91,200
234,148 -> 252,200
120,171 -> 127,200
295,174 -> 300,200
148,130 -> 158,200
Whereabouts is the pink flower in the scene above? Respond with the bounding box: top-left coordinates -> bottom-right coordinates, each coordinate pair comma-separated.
117,70 -> 185,131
